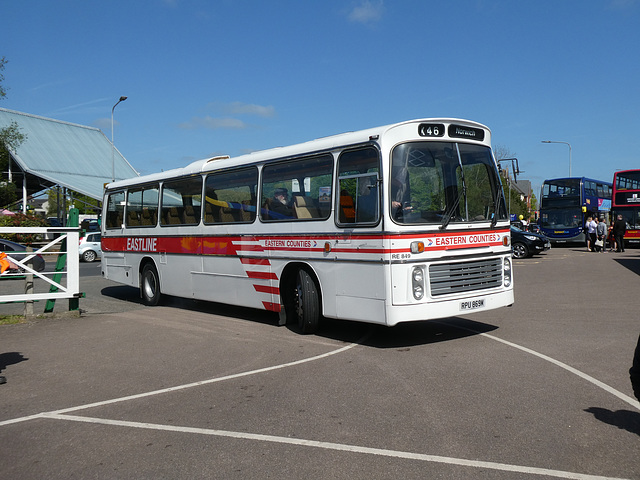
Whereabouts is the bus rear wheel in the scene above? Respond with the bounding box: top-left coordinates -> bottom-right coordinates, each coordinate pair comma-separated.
294,269 -> 320,334
141,263 -> 161,306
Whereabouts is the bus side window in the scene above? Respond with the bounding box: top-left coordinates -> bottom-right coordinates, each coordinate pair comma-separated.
260,154 -> 333,222
336,147 -> 380,226
106,191 -> 125,229
160,176 -> 201,226
204,167 -> 258,225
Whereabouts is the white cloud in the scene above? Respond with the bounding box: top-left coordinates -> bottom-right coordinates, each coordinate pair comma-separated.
348,0 -> 384,24
178,101 -> 275,130
224,101 -> 275,118
178,116 -> 248,130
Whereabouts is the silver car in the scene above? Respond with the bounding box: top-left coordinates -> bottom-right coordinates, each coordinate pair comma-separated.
79,232 -> 102,262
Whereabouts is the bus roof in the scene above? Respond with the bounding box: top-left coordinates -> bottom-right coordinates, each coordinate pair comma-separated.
106,118 -> 490,190
542,176 -> 612,185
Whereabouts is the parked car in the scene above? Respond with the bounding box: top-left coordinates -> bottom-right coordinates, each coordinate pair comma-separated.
0,238 -> 46,273
81,219 -> 100,232
510,225 -> 551,259
79,232 -> 102,262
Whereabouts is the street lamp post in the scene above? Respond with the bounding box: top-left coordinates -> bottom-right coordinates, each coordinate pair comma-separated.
111,96 -> 128,182
541,140 -> 572,177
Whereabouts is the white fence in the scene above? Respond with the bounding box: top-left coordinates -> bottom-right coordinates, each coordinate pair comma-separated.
0,227 -> 81,305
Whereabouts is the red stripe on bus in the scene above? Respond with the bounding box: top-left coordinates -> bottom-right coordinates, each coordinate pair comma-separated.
240,258 -> 271,265
247,271 -> 278,280
254,284 -> 279,295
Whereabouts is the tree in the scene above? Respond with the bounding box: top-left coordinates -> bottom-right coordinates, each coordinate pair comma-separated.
493,144 -> 532,221
46,188 -> 100,216
0,57 -> 27,209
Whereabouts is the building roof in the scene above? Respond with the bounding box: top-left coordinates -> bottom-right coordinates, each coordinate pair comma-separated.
0,107 -> 139,201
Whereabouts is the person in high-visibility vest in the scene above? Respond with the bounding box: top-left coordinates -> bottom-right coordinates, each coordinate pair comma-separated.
0,252 -> 18,274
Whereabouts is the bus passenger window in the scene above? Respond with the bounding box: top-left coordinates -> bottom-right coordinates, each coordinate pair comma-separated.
337,147 -> 380,225
105,191 -> 125,229
204,167 -> 258,224
261,154 -> 333,222
160,176 -> 202,226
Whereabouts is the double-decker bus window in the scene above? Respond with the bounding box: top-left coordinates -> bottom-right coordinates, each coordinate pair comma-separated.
105,191 -> 125,229
261,154 -> 333,222
160,176 -> 202,226
337,147 -> 380,225
204,168 -> 258,224
127,184 -> 159,227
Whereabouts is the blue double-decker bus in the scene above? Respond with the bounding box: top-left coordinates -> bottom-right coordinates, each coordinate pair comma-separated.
539,177 -> 612,243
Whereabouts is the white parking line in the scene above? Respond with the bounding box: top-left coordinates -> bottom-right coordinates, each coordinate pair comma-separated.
480,332 -> 640,411
38,413 -> 632,480
0,339 -> 363,426
1,328 -> 637,479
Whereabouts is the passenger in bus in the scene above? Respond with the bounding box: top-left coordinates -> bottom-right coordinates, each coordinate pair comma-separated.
269,188 -> 294,220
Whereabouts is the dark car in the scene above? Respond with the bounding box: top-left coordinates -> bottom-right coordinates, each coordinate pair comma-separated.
0,238 -> 46,273
510,225 -> 551,259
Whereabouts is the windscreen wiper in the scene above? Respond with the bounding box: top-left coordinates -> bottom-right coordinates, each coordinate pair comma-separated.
440,186 -> 465,230
441,145 -> 467,230
491,184 -> 504,228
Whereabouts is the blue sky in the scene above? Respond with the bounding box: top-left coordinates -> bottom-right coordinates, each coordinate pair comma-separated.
3,0 -> 640,197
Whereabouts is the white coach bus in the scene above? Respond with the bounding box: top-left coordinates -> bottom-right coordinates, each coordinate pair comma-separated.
102,118 -> 513,333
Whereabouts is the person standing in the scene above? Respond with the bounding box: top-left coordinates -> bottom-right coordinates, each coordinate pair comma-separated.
586,216 -> 597,252
596,217 -> 607,253
612,214 -> 627,252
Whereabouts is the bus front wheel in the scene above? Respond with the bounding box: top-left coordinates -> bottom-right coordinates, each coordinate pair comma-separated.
141,263 -> 161,306
294,269 -> 320,334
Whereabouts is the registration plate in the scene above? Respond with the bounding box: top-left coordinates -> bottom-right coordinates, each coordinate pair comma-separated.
460,298 -> 485,311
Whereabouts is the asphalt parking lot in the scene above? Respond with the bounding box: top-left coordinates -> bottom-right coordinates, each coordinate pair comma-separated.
1,246 -> 639,479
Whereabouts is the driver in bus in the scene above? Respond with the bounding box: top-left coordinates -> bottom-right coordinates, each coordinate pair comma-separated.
391,176 -> 412,220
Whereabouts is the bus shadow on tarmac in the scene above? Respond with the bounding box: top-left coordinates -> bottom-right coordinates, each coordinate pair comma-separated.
99,285 -> 498,348
351,317 -> 498,349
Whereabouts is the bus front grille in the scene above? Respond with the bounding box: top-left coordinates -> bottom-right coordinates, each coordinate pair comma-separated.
429,258 -> 503,296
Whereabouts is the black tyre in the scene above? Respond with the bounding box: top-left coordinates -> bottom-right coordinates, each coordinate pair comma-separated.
294,269 -> 320,334
82,250 -> 97,262
141,263 -> 161,306
512,242 -> 529,259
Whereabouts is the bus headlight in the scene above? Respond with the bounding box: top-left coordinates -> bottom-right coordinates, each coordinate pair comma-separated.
412,266 -> 425,300
503,257 -> 512,287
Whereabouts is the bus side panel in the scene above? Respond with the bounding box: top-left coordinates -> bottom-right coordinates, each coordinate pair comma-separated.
102,251 -> 136,287
330,262 -> 388,324
192,255 -> 268,310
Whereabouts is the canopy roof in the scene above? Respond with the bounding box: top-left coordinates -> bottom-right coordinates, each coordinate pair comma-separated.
0,107 -> 139,201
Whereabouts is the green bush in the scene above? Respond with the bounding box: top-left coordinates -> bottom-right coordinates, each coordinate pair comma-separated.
0,213 -> 47,244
